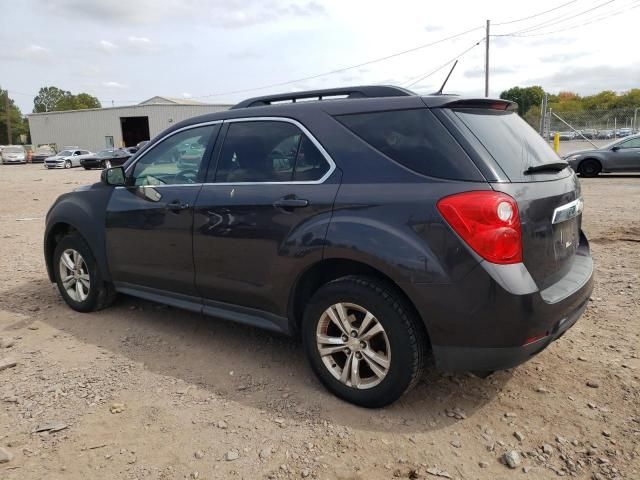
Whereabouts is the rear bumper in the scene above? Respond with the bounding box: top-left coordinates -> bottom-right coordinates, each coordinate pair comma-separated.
432,293 -> 589,371
402,231 -> 594,372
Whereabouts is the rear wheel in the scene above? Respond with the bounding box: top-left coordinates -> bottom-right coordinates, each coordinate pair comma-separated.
302,276 -> 427,408
578,159 -> 601,177
53,233 -> 116,312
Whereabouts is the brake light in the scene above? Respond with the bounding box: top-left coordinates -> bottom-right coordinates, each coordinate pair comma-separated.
437,191 -> 522,264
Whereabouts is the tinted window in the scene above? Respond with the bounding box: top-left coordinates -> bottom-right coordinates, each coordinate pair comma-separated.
132,124 -> 215,186
213,121 -> 329,183
336,108 -> 477,180
452,109 -> 566,181
620,137 -> 640,149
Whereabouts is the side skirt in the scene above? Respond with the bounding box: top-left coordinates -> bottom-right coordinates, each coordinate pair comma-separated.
114,282 -> 291,335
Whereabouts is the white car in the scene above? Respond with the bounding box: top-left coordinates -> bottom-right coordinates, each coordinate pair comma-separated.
44,149 -> 94,169
1,145 -> 27,164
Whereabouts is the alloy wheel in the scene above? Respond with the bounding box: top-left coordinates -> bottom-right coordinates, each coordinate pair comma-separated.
104,160 -> 112,169
316,303 -> 391,389
58,248 -> 90,302
65,160 -> 71,169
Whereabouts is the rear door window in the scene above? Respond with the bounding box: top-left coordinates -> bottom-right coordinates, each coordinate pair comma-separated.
212,120 -> 330,183
451,109 -> 569,182
335,108 -> 480,180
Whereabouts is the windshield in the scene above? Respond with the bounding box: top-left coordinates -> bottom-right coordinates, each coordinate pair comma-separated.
58,150 -> 73,156
452,109 -> 568,181
3,147 -> 24,153
97,150 -> 116,157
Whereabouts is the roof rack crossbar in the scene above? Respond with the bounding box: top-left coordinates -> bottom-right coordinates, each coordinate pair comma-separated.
231,85 -> 415,109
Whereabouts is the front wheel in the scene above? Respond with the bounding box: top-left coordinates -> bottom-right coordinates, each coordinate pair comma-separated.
302,276 -> 427,408
64,160 -> 72,169
53,233 -> 116,312
578,159 -> 601,177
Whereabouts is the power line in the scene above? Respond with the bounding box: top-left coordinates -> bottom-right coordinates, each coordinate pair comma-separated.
497,0 -> 617,36
493,0 -> 579,25
404,38 -> 484,88
191,26 -> 484,99
507,1 -> 639,36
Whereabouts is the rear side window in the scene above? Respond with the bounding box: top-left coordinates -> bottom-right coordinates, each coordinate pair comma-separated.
452,109 -> 566,181
336,108 -> 479,180
213,121 -> 330,183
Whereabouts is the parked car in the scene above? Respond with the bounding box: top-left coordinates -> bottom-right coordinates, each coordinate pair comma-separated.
44,149 -> 94,169
616,128 -> 632,138
597,129 -> 614,139
558,131 -> 576,140
44,86 -> 594,407
1,145 -> 27,164
565,133 -> 640,176
578,129 -> 598,139
31,145 -> 57,163
81,149 -> 132,170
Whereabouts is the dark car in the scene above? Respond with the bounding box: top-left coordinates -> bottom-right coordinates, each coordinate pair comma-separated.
80,149 -> 132,170
565,133 -> 640,176
43,86 -> 593,407
31,145 -> 57,163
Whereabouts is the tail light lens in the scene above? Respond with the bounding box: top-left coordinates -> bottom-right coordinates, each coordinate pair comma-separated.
437,191 -> 522,264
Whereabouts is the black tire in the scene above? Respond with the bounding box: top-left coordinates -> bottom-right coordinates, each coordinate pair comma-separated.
302,276 -> 427,408
64,160 -> 71,169
578,159 -> 601,177
83,166 -> 91,170
53,233 -> 116,313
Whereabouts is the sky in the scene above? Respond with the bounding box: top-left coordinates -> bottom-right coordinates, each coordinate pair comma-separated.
1,0 -> 639,113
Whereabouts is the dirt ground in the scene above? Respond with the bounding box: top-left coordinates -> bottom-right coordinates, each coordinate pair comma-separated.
0,164 -> 638,480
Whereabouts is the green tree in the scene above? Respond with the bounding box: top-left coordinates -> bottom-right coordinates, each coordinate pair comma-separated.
499,86 -> 545,115
33,86 -> 101,112
0,87 -> 29,144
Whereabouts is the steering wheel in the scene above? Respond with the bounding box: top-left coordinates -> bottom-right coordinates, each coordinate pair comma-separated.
174,169 -> 198,184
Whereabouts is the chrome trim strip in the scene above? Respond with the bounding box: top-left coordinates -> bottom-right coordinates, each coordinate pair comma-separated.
551,197 -> 583,225
121,116 -> 336,188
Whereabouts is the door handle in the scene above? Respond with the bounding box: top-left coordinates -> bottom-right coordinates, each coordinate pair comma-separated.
273,198 -> 309,210
166,199 -> 190,211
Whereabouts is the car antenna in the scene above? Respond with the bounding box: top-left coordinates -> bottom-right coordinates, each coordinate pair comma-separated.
435,60 -> 458,95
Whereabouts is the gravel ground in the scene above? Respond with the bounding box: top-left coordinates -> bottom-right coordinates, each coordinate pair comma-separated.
0,164 -> 638,480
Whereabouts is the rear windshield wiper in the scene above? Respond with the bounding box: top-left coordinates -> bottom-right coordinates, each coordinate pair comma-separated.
524,162 -> 568,174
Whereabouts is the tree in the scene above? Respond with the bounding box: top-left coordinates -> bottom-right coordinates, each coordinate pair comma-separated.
0,87 -> 29,144
499,86 -> 545,116
33,86 -> 101,113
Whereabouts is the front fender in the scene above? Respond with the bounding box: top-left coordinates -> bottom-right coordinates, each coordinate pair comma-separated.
44,184 -> 114,282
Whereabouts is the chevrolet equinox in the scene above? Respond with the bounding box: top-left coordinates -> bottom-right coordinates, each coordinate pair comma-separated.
44,86 -> 594,407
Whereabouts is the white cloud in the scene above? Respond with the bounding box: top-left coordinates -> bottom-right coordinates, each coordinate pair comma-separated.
102,81 -> 128,89
98,40 -> 118,52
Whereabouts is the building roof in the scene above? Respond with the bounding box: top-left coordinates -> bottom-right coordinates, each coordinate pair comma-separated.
138,96 -> 208,106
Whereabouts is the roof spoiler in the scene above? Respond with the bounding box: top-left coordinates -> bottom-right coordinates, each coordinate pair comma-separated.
231,85 -> 416,109
438,98 -> 518,111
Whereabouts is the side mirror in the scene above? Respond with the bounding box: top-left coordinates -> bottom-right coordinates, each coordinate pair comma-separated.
101,166 -> 126,186
611,146 -> 620,152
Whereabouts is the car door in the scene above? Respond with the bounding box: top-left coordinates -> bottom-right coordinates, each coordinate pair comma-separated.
193,118 -> 340,319
612,137 -> 640,171
105,122 -> 220,298
71,150 -> 82,166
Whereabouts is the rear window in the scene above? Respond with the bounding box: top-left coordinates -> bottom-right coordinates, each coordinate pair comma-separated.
336,108 -> 480,180
452,109 -> 565,181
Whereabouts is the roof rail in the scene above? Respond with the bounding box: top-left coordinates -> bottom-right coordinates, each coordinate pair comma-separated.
230,85 -> 415,109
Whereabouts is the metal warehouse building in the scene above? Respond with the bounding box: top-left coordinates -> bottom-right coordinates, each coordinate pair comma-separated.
27,96 -> 231,152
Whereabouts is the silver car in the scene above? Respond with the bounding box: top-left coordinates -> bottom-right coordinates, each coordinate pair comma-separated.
565,134 -> 640,176
1,145 -> 27,164
44,149 -> 94,169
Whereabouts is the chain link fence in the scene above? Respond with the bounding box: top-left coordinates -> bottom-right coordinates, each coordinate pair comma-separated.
524,107 -> 640,156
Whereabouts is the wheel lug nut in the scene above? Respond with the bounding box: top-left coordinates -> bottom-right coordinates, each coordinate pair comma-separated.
360,341 -> 366,348
355,352 -> 362,359
341,335 -> 348,342
345,348 -> 351,354
350,331 -> 357,337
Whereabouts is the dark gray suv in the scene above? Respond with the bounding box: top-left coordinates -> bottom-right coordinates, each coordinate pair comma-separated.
44,86 -> 594,407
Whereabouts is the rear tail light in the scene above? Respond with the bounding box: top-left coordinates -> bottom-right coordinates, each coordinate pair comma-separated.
437,191 -> 522,264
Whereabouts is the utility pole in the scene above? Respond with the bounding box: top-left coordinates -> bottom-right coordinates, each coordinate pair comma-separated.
484,19 -> 490,97
4,91 -> 12,144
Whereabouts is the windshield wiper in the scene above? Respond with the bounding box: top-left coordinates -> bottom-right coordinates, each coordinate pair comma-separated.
524,162 -> 568,174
